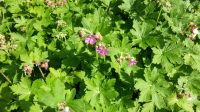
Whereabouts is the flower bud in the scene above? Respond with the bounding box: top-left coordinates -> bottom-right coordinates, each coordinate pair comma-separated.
189,22 -> 199,40
95,32 -> 103,40
79,30 -> 86,37
96,45 -> 108,57
24,65 -> 32,75
41,59 -> 49,70
34,60 -> 41,66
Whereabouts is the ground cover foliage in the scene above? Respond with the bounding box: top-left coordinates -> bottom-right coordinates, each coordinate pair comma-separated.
0,0 -> 200,112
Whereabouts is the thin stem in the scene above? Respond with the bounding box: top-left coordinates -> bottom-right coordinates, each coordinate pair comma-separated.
6,24 -> 12,33
156,8 -> 162,26
38,67 -> 45,79
0,72 -> 12,84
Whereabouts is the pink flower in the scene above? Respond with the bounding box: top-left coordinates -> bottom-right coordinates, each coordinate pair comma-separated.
96,45 -> 108,57
129,58 -> 137,66
85,35 -> 97,45
41,59 -> 49,70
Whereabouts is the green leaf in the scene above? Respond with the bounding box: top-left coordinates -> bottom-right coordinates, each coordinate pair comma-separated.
119,0 -> 136,12
108,47 -> 120,56
37,89 -> 56,107
81,9 -> 111,34
84,75 -> 102,105
51,79 -> 66,102
81,10 -> 100,32
0,51 -> 6,62
65,88 -> 76,102
135,79 -> 151,102
84,74 -> 118,106
10,77 -> 31,100
62,54 -> 80,68
167,93 -> 178,106
0,82 -> 15,111
183,41 -> 200,72
120,36 -> 132,52
131,20 -> 154,49
184,54 -> 200,72
48,40 -> 57,51
35,79 -> 66,108
48,68 -> 66,78
101,79 -> 119,101
5,0 -> 23,13
28,6 -> 46,17
141,102 -> 154,112
30,48 -> 48,62
152,90 -> 166,109
144,1 -> 156,15
29,103 -> 43,112
152,43 -> 183,71
144,67 -> 160,82
68,99 -> 92,112
187,74 -> 200,94
100,0 -> 111,6
135,68 -> 170,109
131,20 -> 154,39
163,13 -> 183,34
31,79 -> 44,94
110,56 -> 121,74
33,20 -> 43,31
177,98 -> 194,112
10,33 -> 26,42
14,16 -> 27,28
20,53 -> 33,65
32,78 -> 66,107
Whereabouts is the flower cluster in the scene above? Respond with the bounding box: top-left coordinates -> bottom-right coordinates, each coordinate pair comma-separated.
45,0 -> 67,7
23,65 -> 32,75
189,22 -> 199,40
0,34 -> 17,50
83,33 -> 102,45
96,45 -> 108,57
56,20 -> 67,27
57,102 -> 71,112
117,53 -> 137,67
85,35 -> 97,45
23,59 -> 49,76
0,34 -> 6,50
56,32 -> 67,39
177,91 -> 197,102
79,29 -> 108,57
128,58 -> 137,66
40,59 -> 50,70
34,59 -> 50,70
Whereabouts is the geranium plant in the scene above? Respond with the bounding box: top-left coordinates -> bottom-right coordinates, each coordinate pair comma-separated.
0,0 -> 200,112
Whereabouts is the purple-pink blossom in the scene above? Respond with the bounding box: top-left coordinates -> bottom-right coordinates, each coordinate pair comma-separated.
129,58 -> 137,66
96,45 -> 108,57
85,35 -> 97,45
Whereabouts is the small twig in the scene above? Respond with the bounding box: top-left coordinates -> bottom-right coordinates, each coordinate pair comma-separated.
0,72 -> 12,84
